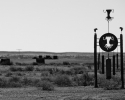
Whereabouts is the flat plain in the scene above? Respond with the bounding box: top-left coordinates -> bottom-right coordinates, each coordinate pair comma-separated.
0,51 -> 125,100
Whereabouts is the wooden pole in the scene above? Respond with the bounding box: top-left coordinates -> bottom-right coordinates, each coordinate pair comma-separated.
117,53 -> 119,69
106,58 -> 111,79
120,34 -> 124,88
102,55 -> 104,74
113,55 -> 115,75
98,53 -> 100,70
94,33 -> 98,88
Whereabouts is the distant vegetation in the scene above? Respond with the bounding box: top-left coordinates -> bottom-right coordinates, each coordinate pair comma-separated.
0,52 -> 123,90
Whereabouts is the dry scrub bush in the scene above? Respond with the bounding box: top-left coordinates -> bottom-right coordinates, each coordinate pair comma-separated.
0,76 -> 54,88
5,72 -> 24,77
8,81 -> 22,87
0,77 -> 22,88
10,67 -> 24,71
5,72 -> 13,77
16,72 -> 24,76
9,76 -> 21,82
70,66 -> 87,75
25,66 -> 34,71
40,68 -> 56,75
8,76 -> 22,87
41,77 -> 53,82
0,78 -> 8,87
41,71 -> 50,76
63,61 -> 70,65
21,77 -> 33,86
21,78 -> 42,87
98,76 -> 121,90
72,72 -> 94,86
54,75 -> 72,87
35,67 -> 41,71
37,81 -> 54,91
32,79 -> 40,86
10,66 -> 34,72
32,62 -> 38,65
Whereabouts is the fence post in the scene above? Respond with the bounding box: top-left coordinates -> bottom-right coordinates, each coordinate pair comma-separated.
94,33 -> 98,88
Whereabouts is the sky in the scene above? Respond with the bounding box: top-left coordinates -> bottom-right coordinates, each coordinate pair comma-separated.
0,0 -> 125,52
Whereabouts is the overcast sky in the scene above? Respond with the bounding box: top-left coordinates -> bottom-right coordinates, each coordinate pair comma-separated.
0,0 -> 125,52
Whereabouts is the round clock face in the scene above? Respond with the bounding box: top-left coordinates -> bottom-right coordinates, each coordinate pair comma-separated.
99,33 -> 118,52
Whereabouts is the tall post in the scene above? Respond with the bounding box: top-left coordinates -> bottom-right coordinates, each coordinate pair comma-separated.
98,53 -> 100,70
94,32 -> 98,88
106,58 -> 111,79
113,55 -> 115,75
120,33 -> 124,88
102,55 -> 104,74
117,53 -> 119,69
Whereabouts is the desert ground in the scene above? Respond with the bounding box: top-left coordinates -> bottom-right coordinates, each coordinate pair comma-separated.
0,51 -> 124,100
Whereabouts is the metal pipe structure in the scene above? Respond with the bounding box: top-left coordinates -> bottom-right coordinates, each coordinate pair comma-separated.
113,55 -> 115,75
120,33 -> 124,88
117,53 -> 119,69
94,32 -> 98,88
102,55 -> 104,74
106,58 -> 111,79
98,53 -> 100,70
93,10 -> 124,88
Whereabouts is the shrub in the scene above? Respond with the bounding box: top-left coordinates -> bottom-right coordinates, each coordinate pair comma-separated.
35,68 -> 41,71
33,62 -> 38,65
47,68 -> 54,74
15,62 -> 22,65
32,79 -> 41,86
63,62 -> 70,65
70,67 -> 87,75
10,67 -> 24,72
72,72 -> 94,86
9,76 -> 21,82
41,77 -> 53,82
40,68 -> 58,75
0,77 -> 22,88
55,69 -> 73,75
0,78 -> 8,87
57,69 -> 65,75
17,67 -> 24,71
54,75 -> 72,87
21,77 -> 32,86
8,82 -> 22,87
9,76 -> 22,87
87,65 -> 92,70
16,72 -> 23,76
25,66 -> 34,71
10,67 -> 17,71
5,72 -> 13,77
37,81 -> 54,91
98,76 -> 121,90
65,70 -> 73,75
41,71 -> 50,76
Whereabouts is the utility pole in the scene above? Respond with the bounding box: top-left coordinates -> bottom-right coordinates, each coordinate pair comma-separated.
17,49 -> 21,59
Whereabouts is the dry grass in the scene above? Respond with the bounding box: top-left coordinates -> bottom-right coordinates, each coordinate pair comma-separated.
0,86 -> 125,100
0,53 -> 124,100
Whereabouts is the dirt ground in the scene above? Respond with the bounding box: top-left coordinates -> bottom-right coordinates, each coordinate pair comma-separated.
0,86 -> 125,100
